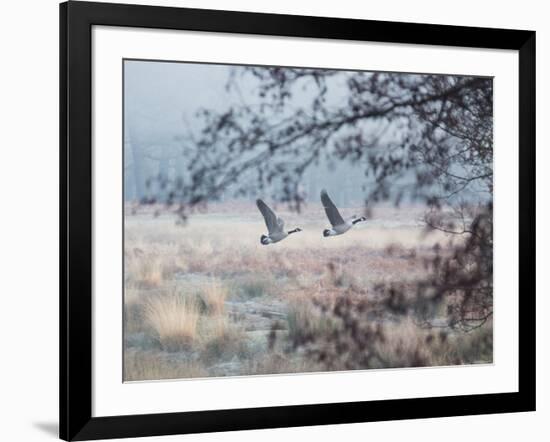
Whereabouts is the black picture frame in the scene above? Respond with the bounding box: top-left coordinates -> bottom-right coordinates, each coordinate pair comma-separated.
60,1 -> 536,440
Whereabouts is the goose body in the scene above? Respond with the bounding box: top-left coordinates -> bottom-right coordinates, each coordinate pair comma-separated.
321,189 -> 367,237
256,199 -> 302,245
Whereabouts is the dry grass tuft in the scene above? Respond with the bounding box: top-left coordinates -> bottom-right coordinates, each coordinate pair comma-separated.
373,318 -> 436,368
233,274 -> 276,299
199,314 -> 247,363
124,350 -> 207,381
199,281 -> 228,315
376,318 -> 493,367
126,254 -> 164,288
286,294 -> 337,343
145,293 -> 200,352
124,287 -> 148,335
247,352 -> 324,375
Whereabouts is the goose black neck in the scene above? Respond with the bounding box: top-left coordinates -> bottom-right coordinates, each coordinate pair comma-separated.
352,217 -> 366,225
288,228 -> 300,234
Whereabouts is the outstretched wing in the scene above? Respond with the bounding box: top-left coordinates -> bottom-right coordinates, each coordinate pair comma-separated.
256,199 -> 284,234
321,189 -> 345,227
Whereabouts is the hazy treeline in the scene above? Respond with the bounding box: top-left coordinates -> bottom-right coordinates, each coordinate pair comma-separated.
124,61 -> 487,208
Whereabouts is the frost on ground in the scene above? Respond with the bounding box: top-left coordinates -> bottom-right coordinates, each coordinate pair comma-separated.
123,203 -> 492,381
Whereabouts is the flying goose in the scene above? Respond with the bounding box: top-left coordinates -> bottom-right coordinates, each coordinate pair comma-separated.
321,189 -> 367,237
256,199 -> 302,245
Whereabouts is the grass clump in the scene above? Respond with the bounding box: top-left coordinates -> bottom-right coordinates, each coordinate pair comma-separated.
126,254 -> 163,289
145,293 -> 200,352
124,350 -> 207,381
286,295 -> 338,344
199,315 -> 247,363
198,280 -> 228,315
234,275 -> 276,299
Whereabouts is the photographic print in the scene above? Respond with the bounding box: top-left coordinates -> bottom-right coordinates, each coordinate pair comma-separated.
123,60 -> 493,382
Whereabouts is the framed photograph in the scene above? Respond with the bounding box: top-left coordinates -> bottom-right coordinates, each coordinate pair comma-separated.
60,1 -> 535,440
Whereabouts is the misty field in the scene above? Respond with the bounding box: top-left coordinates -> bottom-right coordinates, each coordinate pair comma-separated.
123,203 -> 492,381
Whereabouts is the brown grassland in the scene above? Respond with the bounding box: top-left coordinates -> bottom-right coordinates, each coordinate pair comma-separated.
123,203 -> 492,381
